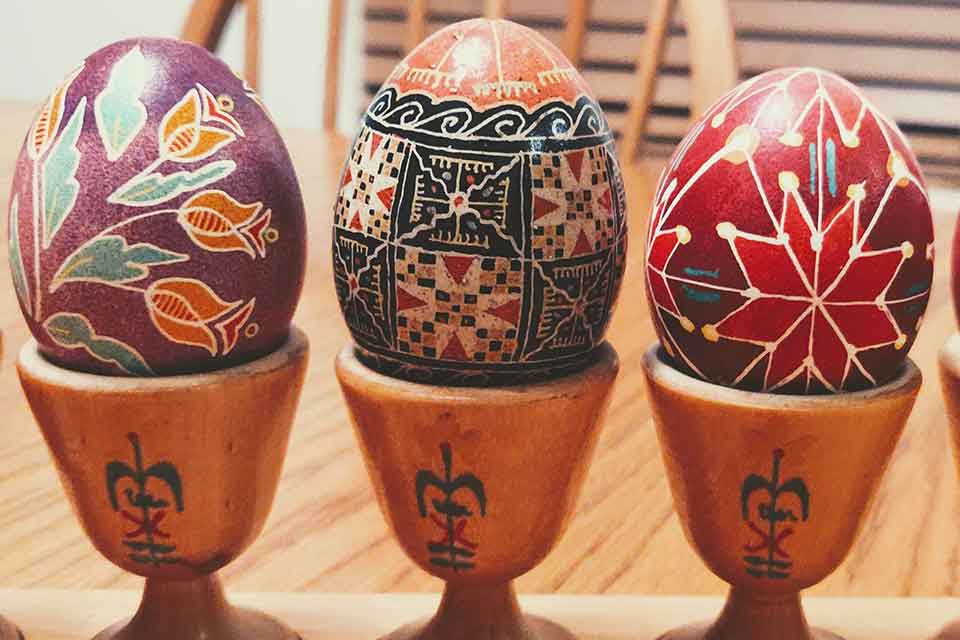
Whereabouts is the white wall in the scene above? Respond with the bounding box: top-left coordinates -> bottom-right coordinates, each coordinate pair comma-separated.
0,0 -> 363,133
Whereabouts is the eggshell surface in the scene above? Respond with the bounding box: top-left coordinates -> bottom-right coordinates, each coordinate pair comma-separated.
333,19 -> 628,385
8,38 -> 306,376
645,68 -> 933,393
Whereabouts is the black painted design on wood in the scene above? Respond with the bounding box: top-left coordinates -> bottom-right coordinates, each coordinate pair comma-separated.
106,433 -> 184,567
415,443 -> 487,571
741,448 -> 810,580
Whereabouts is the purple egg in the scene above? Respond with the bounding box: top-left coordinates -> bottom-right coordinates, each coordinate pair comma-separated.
7,38 -> 306,376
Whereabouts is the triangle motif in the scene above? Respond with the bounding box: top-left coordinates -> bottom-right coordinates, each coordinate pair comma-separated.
349,211 -> 363,230
532,195 -> 560,222
442,255 -> 477,284
341,167 -> 353,187
566,150 -> 585,183
377,186 -> 395,211
369,132 -> 384,158
396,286 -> 428,312
597,187 -> 612,213
485,298 -> 521,326
572,229 -> 593,256
441,333 -> 469,361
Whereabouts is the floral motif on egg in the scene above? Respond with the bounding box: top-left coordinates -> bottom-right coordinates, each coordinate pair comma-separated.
333,19 -> 628,385
8,38 -> 306,375
645,68 -> 934,393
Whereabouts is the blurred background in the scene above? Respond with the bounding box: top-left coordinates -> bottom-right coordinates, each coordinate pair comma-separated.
3,0 -> 958,181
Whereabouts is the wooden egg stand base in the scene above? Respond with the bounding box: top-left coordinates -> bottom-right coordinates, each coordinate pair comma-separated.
336,343 -> 619,640
642,345 -> 921,640
17,328 -> 310,640
936,334 -> 960,640
0,329 -> 21,640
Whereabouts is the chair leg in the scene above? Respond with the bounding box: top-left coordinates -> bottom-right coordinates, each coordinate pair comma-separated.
405,0 -> 429,54
323,0 -> 345,130
562,0 -> 593,67
680,0 -> 738,119
244,0 -> 261,90
484,0 -> 508,19
621,0 -> 676,162
181,0 -> 238,50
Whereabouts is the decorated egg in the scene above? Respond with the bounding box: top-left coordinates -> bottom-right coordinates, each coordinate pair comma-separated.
645,68 -> 933,393
7,38 -> 305,376
333,19 -> 627,385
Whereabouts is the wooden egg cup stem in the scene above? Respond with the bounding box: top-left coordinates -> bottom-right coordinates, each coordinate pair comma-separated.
337,343 -> 619,640
0,615 -> 20,640
686,588 -> 835,640
391,581 -> 573,640
94,574 -> 297,640
936,334 -> 960,640
643,345 -> 920,640
17,328 -> 309,640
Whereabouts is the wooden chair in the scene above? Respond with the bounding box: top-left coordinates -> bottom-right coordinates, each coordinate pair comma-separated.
621,0 -> 739,161
181,0 -> 261,90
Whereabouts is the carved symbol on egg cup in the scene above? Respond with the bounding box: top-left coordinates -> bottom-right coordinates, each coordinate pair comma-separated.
17,327 -> 309,640
336,342 -> 619,640
643,344 -> 920,640
933,334 -> 960,640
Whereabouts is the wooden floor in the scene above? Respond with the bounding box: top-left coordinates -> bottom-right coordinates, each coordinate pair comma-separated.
0,101 -> 960,597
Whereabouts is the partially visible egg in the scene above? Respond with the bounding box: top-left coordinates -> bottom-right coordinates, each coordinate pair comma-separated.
7,38 -> 306,376
645,68 -> 934,393
333,19 -> 628,385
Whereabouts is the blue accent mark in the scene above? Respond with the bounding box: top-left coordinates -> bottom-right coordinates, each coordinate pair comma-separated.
684,266 -> 720,279
808,142 -> 817,195
826,138 -> 837,197
682,284 -> 721,304
908,282 -> 928,295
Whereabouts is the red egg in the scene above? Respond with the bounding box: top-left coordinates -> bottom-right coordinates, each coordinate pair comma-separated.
645,68 -> 934,393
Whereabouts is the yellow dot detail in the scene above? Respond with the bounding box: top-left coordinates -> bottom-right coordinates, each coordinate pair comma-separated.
778,171 -> 800,192
676,225 -> 691,244
264,227 -> 280,244
701,324 -> 719,342
680,316 -> 695,333
846,182 -> 866,202
901,241 -> 914,258
722,125 -> 760,165
244,322 -> 260,339
716,222 -> 737,240
217,94 -> 235,113
779,131 -> 803,147
895,334 -> 907,350
711,113 -> 726,128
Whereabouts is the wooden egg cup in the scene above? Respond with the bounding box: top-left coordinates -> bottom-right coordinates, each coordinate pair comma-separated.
935,333 -> 960,639
336,343 -> 619,640
642,345 -> 920,640
16,327 -> 309,640
0,330 -> 22,640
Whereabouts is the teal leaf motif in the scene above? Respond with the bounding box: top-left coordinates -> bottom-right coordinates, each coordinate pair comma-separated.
42,96 -> 87,247
51,235 -> 188,293
95,45 -> 150,162
44,313 -> 153,376
7,196 -> 31,311
107,160 -> 236,207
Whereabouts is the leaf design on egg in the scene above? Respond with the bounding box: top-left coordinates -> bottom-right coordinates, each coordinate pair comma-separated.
107,159 -> 236,207
42,96 -> 86,247
95,45 -> 151,162
177,190 -> 272,258
44,312 -> 153,376
145,277 -> 243,355
50,235 -> 188,293
7,196 -> 31,312
27,63 -> 83,160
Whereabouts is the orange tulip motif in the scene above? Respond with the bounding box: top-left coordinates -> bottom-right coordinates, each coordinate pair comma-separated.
145,278 -> 256,356
159,84 -> 244,163
27,65 -> 83,160
177,189 -> 274,258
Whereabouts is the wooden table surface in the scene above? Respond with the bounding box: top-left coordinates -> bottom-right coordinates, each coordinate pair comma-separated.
0,100 -> 959,598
